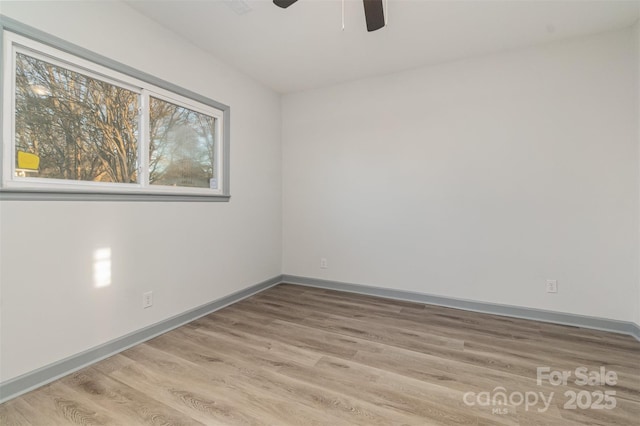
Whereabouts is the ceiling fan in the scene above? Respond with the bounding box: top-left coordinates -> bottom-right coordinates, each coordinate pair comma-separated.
273,0 -> 386,32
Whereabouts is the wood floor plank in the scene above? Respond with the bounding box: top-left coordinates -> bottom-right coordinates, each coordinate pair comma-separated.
61,367 -> 206,425
196,311 -> 365,359
278,354 -> 520,426
0,398 -> 34,426
141,330 -> 423,425
98,350 -> 303,426
248,291 -> 534,342
17,381 -> 133,425
2,283 -> 639,425
234,299 -> 467,351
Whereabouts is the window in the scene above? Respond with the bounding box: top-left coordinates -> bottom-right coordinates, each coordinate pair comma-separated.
14,52 -> 140,184
148,96 -> 218,190
1,23 -> 229,200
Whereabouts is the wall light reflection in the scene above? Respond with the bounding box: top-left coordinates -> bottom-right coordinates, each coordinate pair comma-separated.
93,248 -> 112,288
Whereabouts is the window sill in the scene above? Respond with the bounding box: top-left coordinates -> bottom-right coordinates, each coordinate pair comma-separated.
0,189 -> 231,202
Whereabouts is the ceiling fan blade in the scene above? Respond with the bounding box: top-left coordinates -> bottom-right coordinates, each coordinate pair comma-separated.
274,0 -> 298,8
363,0 -> 385,32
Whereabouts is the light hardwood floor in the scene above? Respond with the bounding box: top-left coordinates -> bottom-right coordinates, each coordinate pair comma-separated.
1,284 -> 639,425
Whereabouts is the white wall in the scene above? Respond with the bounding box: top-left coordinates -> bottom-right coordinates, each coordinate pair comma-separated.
0,1 -> 282,381
283,27 -> 639,323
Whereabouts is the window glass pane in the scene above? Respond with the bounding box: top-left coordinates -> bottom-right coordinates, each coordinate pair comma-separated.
149,97 -> 217,189
14,52 -> 139,183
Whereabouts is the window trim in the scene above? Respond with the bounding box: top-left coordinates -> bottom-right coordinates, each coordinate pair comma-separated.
0,15 -> 231,202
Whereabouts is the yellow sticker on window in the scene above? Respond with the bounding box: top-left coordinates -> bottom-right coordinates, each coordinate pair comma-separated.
17,151 -> 40,170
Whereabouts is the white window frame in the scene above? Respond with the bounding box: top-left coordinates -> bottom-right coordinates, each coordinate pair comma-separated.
0,20 -> 230,201
144,88 -> 224,195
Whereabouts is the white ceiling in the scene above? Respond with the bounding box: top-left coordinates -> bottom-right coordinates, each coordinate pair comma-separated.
127,0 -> 640,93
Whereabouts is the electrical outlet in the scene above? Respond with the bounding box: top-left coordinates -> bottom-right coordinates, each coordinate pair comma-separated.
320,258 -> 328,269
143,291 -> 153,308
546,280 -> 558,293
